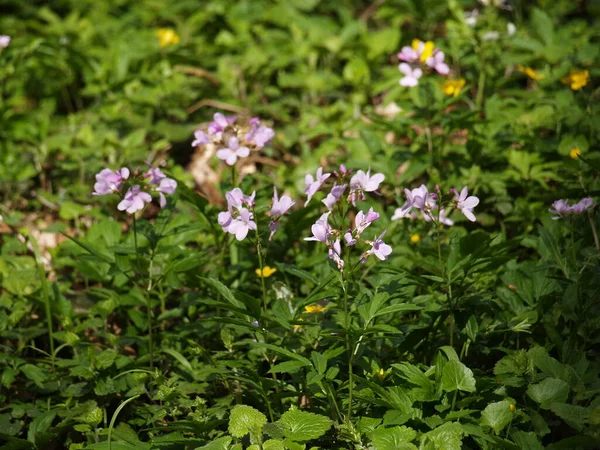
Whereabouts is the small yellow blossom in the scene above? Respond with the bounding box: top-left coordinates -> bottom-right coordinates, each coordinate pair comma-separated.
569,147 -> 582,159
561,69 -> 589,90
304,304 -> 326,314
410,233 -> 421,244
256,266 -> 277,278
509,403 -> 517,413
378,368 -> 386,381
156,28 -> 180,48
293,318 -> 304,330
442,79 -> 466,97
412,39 -> 435,62
518,66 -> 544,80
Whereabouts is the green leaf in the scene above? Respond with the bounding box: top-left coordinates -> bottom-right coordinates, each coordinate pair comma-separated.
441,360 -> 476,393
549,403 -> 589,431
263,440 -> 285,450
527,378 -> 569,408
200,277 -> 245,309
370,426 -> 417,450
228,405 -> 267,438
422,422 -> 464,450
20,364 -> 48,388
27,410 -> 56,445
512,430 -> 543,450
278,410 -> 332,441
481,401 -> 514,434
194,436 -> 233,450
269,360 -> 310,374
163,348 -> 193,373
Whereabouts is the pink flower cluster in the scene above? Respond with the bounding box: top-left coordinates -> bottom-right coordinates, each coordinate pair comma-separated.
93,164 -> 177,214
303,165 -> 391,270
192,112 -> 275,166
392,185 -> 479,224
549,198 -> 594,220
0,35 -> 10,48
397,39 -> 450,87
218,187 -> 295,241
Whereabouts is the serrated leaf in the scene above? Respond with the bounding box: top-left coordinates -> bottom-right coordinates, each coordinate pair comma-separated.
370,426 -> 417,450
527,378 -> 569,408
422,422 -> 464,450
441,360 -> 476,393
278,410 -> 332,441
20,364 -> 48,388
549,403 -> 589,431
194,436 -> 233,450
481,401 -> 514,434
263,440 -> 285,450
228,405 -> 267,438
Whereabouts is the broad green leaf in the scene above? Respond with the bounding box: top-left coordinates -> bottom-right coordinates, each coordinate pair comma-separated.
263,440 -> 285,450
20,364 -> 48,388
194,436 -> 233,450
441,360 -> 476,393
512,430 -> 543,450
278,410 -> 332,441
421,422 -> 464,450
228,405 -> 267,438
481,401 -> 514,434
370,426 -> 417,450
527,378 -> 569,408
549,403 -> 589,431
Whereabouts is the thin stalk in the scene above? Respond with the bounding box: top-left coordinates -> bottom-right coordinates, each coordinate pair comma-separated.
255,227 -> 268,312
146,258 -> 154,369
451,390 -> 458,411
31,239 -> 55,371
475,60 -> 486,110
588,212 -> 600,251
339,272 -> 353,420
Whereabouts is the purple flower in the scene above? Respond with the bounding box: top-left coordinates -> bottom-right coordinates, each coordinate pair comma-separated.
322,183 -> 347,210
397,46 -> 419,63
361,231 -> 392,263
145,167 -> 166,184
156,178 -> 178,208
208,113 -> 236,138
549,198 -> 594,219
217,137 -> 250,166
117,185 -> 152,214
349,170 -> 385,206
227,208 -> 256,241
246,118 -> 275,148
270,187 -> 295,216
192,129 -> 210,147
304,212 -> 332,244
396,184 -> 430,217
304,167 -> 331,206
399,63 -> 423,87
0,35 -> 10,48
93,168 -> 130,195
426,50 -> 450,75
219,188 -> 257,240
344,231 -> 356,246
453,187 -> 479,222
269,188 -> 295,240
355,207 -> 379,237
328,239 -> 344,271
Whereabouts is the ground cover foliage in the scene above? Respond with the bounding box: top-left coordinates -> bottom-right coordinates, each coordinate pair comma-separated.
1,0 -> 600,448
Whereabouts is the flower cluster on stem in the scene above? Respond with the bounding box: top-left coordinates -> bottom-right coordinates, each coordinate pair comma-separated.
192,112 -> 275,166
93,164 -> 177,213
397,39 -> 449,87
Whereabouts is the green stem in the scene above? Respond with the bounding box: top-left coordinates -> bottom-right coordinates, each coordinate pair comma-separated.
587,212 -> 599,251
255,226 -> 268,313
475,63 -> 486,110
31,239 -> 55,371
451,390 -> 458,411
108,395 -> 140,450
132,215 -> 153,368
339,272 -> 353,420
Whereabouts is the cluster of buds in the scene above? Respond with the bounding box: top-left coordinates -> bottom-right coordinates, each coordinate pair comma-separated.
549,198 -> 594,220
397,39 -> 449,87
93,164 -> 177,214
392,185 -> 479,225
192,112 -> 275,166
303,165 -> 391,270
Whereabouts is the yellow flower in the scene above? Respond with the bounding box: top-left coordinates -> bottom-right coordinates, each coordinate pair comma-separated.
412,39 -> 435,62
293,318 -> 304,330
569,147 -> 582,159
518,66 -> 544,80
304,304 -> 326,314
378,368 -> 386,381
410,233 -> 421,244
509,403 -> 517,413
442,79 -> 466,97
156,28 -> 180,48
561,69 -> 589,90
256,266 -> 277,278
